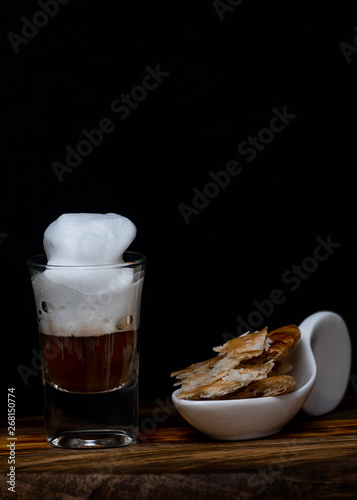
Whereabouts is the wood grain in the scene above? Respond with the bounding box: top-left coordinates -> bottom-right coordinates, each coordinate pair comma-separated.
1,397 -> 357,499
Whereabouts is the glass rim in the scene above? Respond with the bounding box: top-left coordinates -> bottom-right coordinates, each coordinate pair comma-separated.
27,251 -> 147,270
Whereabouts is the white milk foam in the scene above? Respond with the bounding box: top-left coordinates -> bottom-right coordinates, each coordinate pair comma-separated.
44,213 -> 136,266
32,213 -> 141,337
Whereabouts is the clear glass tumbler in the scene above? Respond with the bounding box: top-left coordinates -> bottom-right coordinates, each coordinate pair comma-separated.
27,251 -> 146,449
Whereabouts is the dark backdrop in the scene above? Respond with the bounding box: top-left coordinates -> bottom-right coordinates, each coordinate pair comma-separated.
1,0 -> 356,417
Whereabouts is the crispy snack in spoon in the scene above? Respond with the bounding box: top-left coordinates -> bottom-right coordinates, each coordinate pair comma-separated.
218,375 -> 297,400
171,325 -> 300,400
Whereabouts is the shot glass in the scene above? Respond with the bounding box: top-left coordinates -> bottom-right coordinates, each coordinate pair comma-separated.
27,251 -> 146,449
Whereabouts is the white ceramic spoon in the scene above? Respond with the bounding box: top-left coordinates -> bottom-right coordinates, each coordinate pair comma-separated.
172,311 -> 351,440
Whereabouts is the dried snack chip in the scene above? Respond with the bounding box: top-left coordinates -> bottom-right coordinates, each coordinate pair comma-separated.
213,327 -> 270,357
172,328 -> 270,397
220,375 -> 297,400
178,360 -> 275,400
266,325 -> 301,361
171,325 -> 300,400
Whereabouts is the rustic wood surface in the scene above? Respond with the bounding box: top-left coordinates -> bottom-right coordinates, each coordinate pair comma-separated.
1,396 -> 357,499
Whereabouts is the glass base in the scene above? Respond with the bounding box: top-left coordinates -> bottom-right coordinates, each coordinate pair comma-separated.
49,430 -> 136,449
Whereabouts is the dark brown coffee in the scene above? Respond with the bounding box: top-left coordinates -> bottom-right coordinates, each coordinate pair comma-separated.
39,330 -> 137,393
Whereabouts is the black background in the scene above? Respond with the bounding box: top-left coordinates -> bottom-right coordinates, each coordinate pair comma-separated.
1,0 -> 356,418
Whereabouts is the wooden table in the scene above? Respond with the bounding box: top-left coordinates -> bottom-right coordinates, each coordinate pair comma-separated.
1,396 -> 357,499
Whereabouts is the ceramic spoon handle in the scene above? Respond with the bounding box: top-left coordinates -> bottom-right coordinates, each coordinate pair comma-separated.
299,311 -> 351,416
